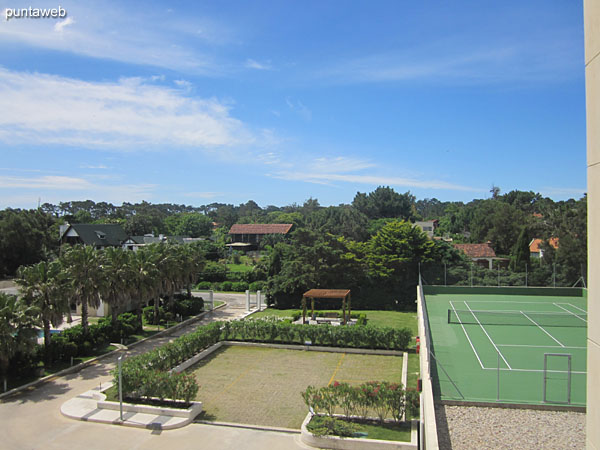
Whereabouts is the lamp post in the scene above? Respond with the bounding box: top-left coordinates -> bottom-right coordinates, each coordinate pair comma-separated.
118,355 -> 123,421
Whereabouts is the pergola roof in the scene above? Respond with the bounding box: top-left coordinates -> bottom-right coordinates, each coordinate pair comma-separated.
303,289 -> 351,298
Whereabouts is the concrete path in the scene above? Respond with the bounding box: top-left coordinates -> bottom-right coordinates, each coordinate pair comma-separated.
0,298 -> 308,450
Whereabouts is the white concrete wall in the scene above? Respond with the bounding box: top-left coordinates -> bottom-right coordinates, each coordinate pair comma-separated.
585,1 -> 600,448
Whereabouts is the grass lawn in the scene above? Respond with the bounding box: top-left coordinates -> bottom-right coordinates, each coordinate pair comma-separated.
226,263 -> 253,273
190,345 -> 403,429
251,309 -> 418,336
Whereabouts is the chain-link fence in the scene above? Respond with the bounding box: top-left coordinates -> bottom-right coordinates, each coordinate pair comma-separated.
420,261 -> 587,288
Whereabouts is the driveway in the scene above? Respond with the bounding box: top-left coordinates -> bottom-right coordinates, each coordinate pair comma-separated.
0,301 -> 307,450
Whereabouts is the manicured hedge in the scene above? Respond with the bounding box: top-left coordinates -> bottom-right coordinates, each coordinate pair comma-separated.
114,319 -> 412,402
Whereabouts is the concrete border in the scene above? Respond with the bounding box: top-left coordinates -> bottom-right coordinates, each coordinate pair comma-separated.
0,302 -> 227,401
440,399 -> 586,413
223,340 -> 405,356
300,412 -> 418,450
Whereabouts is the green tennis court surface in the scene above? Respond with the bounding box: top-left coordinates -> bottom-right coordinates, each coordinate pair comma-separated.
423,286 -> 587,407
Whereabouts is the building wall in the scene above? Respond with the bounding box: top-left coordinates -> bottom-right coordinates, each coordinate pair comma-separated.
585,1 -> 599,448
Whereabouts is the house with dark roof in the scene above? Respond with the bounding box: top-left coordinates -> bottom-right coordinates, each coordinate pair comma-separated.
453,242 -> 505,269
60,223 -> 128,249
228,223 -> 293,250
122,234 -> 205,251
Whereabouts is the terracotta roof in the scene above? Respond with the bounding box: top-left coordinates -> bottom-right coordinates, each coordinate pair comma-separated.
453,243 -> 496,258
228,223 -> 293,235
529,237 -> 559,253
303,289 -> 351,298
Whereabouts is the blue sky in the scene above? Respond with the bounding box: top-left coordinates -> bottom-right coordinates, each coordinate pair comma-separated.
0,1 -> 587,209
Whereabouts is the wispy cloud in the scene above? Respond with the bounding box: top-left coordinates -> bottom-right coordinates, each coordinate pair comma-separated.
0,67 -> 256,150
53,17 -> 74,33
181,191 -> 222,199
79,164 -> 109,169
0,173 -> 155,207
540,186 -> 586,198
317,35 -> 581,85
270,155 -> 477,192
285,97 -> 311,121
0,3 -> 228,74
245,58 -> 272,70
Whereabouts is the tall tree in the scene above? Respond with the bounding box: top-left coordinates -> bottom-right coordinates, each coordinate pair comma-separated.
0,293 -> 39,388
510,227 -> 531,271
352,187 -> 416,220
60,245 -> 104,334
16,261 -> 70,356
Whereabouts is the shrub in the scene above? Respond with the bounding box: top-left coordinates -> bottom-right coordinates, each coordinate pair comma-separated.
231,281 -> 248,292
220,281 -> 233,292
249,281 -> 266,292
196,281 -> 212,290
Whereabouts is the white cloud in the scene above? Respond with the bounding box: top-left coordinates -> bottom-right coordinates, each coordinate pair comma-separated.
317,35 -> 581,86
269,155 -> 476,192
0,67 -> 255,150
540,187 -> 586,198
181,191 -> 222,199
54,17 -> 74,33
0,173 -> 155,208
79,164 -> 109,169
285,97 -> 311,121
0,3 -> 228,74
272,170 -> 477,192
245,59 -> 272,70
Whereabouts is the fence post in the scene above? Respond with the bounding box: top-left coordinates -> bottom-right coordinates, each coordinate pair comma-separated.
245,290 -> 250,311
553,263 -> 556,288
444,263 -> 447,286
470,265 -> 473,287
497,350 -> 500,401
497,261 -> 500,287
525,264 -> 528,287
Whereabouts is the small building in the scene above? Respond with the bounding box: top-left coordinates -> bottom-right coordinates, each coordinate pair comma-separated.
228,223 -> 293,249
415,220 -> 438,238
454,242 -> 505,269
529,237 -> 559,259
59,223 -> 128,249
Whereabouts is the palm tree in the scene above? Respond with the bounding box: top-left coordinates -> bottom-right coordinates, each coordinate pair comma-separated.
60,245 -> 105,335
129,245 -> 160,328
0,293 -> 40,390
16,260 -> 70,352
178,244 -> 205,298
100,247 -> 134,324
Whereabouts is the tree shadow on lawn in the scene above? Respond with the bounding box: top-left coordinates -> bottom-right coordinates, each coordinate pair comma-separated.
194,411 -> 218,422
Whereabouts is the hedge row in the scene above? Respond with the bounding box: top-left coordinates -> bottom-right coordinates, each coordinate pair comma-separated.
195,280 -> 266,292
222,319 -> 410,350
114,319 -> 412,402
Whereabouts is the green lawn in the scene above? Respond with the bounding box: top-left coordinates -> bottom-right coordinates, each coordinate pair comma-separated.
307,415 -> 412,442
226,263 -> 253,273
251,308 -> 418,335
190,345 -> 403,429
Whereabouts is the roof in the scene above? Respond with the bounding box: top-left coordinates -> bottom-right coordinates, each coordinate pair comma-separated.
228,223 -> 293,235
529,237 -> 559,253
303,289 -> 351,298
128,235 -> 190,245
453,243 -> 497,258
66,224 -> 128,247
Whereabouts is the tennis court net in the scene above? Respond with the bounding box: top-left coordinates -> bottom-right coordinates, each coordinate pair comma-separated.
448,309 -> 587,327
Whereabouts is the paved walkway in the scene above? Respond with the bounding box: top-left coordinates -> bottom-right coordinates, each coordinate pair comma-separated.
0,294 -> 309,450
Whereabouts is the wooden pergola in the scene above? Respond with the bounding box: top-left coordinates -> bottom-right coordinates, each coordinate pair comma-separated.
301,289 -> 352,325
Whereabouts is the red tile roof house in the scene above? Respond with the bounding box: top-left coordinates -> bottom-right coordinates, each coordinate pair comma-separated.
453,242 -> 501,269
227,223 -> 294,250
529,237 -> 559,259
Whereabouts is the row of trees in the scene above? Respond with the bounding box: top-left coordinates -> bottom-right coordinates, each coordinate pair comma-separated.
1,243 -> 205,383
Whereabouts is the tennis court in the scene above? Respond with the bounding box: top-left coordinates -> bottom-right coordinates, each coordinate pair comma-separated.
423,286 -> 587,407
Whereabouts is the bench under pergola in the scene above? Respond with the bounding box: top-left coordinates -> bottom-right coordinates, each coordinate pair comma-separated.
301,289 -> 352,325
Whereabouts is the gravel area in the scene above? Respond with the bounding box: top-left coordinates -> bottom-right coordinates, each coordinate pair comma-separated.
435,404 -> 585,449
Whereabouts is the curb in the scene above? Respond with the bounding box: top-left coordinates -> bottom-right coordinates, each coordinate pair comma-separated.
0,302 -> 228,401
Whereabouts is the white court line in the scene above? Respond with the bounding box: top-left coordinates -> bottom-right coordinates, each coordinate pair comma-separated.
482,367 -> 587,374
465,301 -> 563,304
520,311 -> 565,347
464,301 -> 512,370
567,303 -> 587,314
497,344 -> 586,349
553,303 -> 588,323
449,300 -> 485,369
